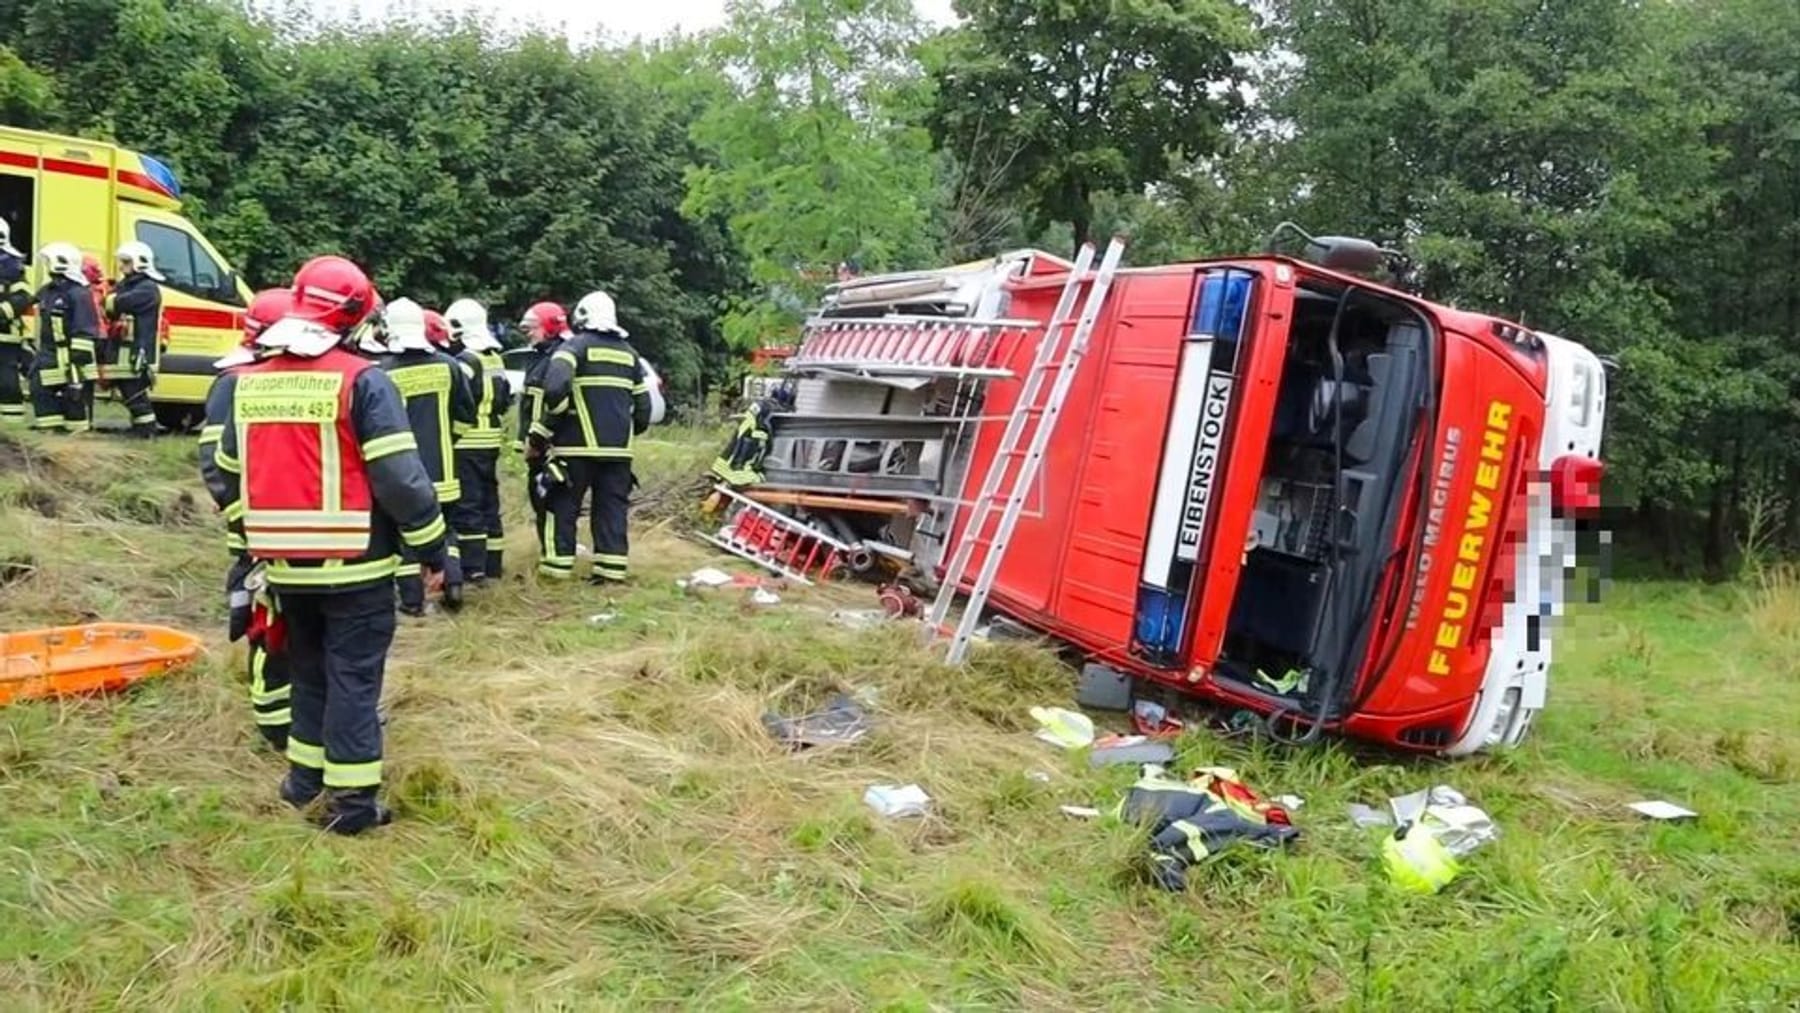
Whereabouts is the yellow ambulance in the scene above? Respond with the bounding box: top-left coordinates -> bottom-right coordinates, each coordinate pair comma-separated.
0,125 -> 251,428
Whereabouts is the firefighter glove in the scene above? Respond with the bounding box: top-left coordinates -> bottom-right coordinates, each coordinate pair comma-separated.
532,457 -> 569,503
440,554 -> 465,612
226,557 -> 255,643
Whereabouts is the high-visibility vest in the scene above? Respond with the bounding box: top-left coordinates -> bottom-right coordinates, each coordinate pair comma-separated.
236,349 -> 380,560
456,349 -> 508,451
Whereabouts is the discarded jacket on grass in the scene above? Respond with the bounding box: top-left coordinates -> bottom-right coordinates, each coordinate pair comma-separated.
1118,766 -> 1300,892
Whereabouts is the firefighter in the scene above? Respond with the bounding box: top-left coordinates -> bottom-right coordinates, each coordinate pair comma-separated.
515,301 -> 568,535
198,255 -> 451,835
446,298 -> 512,582
205,288 -> 297,751
103,241 -> 165,437
0,220 -> 31,420
710,381 -> 795,486
29,243 -> 100,433
351,292 -> 393,362
529,290 -> 651,584
382,298 -> 476,615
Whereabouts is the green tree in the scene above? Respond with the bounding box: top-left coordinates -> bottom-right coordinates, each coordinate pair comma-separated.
1262,0 -> 1764,573
925,0 -> 1258,248
683,0 -> 937,349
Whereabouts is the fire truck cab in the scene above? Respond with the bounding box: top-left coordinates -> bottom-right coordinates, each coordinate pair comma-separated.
751,241 -> 1606,755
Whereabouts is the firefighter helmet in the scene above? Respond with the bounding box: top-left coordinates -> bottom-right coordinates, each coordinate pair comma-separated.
384,297 -> 431,353
521,301 -> 568,344
215,289 -> 296,368
253,316 -> 341,358
289,255 -> 374,334
114,240 -> 166,281
39,243 -> 85,285
0,218 -> 18,258
424,309 -> 452,350
571,290 -> 627,336
244,288 -> 294,344
446,298 -> 498,351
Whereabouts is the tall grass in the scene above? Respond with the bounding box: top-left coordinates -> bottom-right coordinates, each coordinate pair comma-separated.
0,421 -> 1795,1009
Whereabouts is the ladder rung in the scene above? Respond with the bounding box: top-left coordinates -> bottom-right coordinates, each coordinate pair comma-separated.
922,236 -> 1125,663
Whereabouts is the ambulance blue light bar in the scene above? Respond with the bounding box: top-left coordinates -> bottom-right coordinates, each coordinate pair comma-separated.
140,155 -> 182,198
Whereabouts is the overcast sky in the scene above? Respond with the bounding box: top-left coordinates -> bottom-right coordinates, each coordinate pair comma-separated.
317,0 -> 958,42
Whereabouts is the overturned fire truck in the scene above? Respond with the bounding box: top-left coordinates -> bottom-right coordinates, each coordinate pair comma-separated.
710,231 -> 1607,755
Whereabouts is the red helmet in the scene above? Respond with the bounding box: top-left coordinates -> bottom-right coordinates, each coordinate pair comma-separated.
522,301 -> 568,343
289,255 -> 375,334
423,309 -> 451,349
243,288 -> 294,345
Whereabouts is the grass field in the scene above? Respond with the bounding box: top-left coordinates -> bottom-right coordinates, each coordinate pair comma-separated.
0,418 -> 1795,1010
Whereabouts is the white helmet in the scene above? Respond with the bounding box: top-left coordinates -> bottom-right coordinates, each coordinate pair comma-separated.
383,297 -> 432,353
114,240 -> 165,281
352,316 -> 392,356
254,317 -> 340,358
0,219 -> 19,258
39,242 -> 86,285
214,346 -> 258,370
446,297 -> 498,351
572,290 -> 628,337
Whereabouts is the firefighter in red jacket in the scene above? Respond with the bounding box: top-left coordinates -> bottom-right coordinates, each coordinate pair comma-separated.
515,301 -> 568,535
205,288 -> 297,751
530,291 -> 652,583
199,256 -> 449,835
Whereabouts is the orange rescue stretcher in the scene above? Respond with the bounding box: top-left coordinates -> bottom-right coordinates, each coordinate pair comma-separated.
0,624 -> 202,707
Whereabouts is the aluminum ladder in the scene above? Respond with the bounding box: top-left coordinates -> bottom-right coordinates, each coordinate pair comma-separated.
923,236 -> 1127,663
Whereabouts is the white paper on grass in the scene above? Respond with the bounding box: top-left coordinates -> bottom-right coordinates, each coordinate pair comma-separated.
1628,800 -> 1698,821
685,567 -> 734,588
864,784 -> 931,818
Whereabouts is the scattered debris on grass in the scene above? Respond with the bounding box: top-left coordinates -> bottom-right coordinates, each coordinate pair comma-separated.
749,587 -> 781,607
1348,803 -> 1391,828
1059,805 -> 1101,819
1376,784 -> 1499,894
679,566 -> 735,589
830,608 -> 888,630
763,692 -> 872,749
1131,697 -> 1186,737
1088,735 -> 1176,768
1030,706 -> 1095,749
1118,766 -> 1300,892
864,783 -> 931,818
1076,662 -> 1132,711
1628,799 -> 1698,821
877,583 -> 921,618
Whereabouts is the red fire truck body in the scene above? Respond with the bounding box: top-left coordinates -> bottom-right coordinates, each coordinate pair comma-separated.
754,246 -> 1606,754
